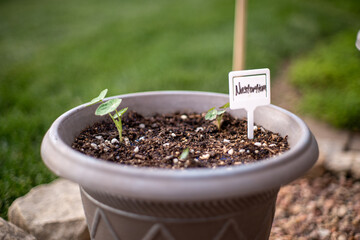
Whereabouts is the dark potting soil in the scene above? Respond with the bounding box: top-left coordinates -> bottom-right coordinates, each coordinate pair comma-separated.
72,111 -> 290,169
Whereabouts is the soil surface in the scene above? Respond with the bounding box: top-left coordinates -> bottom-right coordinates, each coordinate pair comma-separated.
72,111 -> 289,169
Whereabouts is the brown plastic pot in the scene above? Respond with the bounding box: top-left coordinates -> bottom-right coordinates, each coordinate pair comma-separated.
41,91 -> 318,240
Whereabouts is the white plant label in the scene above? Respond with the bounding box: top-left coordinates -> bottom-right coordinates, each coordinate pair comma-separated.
228,68 -> 271,139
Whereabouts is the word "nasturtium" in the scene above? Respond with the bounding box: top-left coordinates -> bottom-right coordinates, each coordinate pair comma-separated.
205,102 -> 230,130
88,89 -> 128,142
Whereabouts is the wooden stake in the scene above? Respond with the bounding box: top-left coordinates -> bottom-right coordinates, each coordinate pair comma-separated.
232,0 -> 247,71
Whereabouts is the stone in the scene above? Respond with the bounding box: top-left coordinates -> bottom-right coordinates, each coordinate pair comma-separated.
111,138 -> 119,144
305,148 -> 325,178
8,179 -> 89,240
303,117 -> 350,148
306,132 -> 348,177
318,228 -> 331,239
199,153 -> 210,160
305,118 -> 350,171
337,205 -> 347,218
350,153 -> 360,179
349,132 -> 360,151
338,234 -> 347,240
0,217 -> 36,240
324,152 -> 353,174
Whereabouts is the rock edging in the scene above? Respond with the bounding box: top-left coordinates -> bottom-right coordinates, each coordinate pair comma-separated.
8,179 -> 89,240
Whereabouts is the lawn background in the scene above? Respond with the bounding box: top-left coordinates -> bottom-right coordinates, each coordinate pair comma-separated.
0,0 -> 359,219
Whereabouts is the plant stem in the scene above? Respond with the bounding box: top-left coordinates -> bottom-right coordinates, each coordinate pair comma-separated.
115,109 -> 123,142
117,118 -> 123,142
109,113 -> 123,142
216,115 -> 222,130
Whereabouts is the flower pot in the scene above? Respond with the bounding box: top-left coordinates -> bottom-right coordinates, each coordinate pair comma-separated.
41,91 -> 318,240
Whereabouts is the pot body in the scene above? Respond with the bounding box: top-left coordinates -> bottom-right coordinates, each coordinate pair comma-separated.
81,187 -> 278,240
41,91 -> 318,240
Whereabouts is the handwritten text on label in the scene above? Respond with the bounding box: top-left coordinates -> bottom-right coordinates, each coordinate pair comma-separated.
228,68 -> 271,139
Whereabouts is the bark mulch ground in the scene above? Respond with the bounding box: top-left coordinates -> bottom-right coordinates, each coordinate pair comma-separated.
271,172 -> 360,240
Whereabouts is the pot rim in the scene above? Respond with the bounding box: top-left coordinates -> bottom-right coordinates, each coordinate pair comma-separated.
41,91 -> 318,201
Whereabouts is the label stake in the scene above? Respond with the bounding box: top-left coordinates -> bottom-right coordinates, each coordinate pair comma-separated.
246,108 -> 254,139
228,68 -> 271,139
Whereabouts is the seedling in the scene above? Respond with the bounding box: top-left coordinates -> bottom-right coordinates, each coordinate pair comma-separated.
179,148 -> 190,160
88,89 -> 128,142
205,102 -> 230,130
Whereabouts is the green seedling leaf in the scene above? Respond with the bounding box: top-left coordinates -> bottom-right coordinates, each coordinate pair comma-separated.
179,148 -> 189,160
220,102 -> 230,109
86,90 -> 129,143
88,89 -> 108,106
113,107 -> 128,119
205,107 -> 217,120
95,98 -> 122,116
217,109 -> 226,116
205,102 -> 229,130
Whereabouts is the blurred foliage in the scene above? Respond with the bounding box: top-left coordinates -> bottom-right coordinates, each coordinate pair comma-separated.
0,0 -> 359,219
290,31 -> 360,130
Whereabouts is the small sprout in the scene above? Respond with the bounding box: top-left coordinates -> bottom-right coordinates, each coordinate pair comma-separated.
113,107 -> 128,119
221,102 -> 230,109
88,89 -> 108,106
95,99 -> 122,115
205,102 -> 230,130
179,148 -> 190,160
88,89 -> 128,142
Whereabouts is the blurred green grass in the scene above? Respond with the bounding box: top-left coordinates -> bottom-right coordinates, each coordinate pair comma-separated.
0,0 -> 359,219
290,31 -> 360,130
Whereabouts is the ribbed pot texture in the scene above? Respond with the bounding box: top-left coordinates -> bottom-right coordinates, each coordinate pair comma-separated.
41,91 -> 319,240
